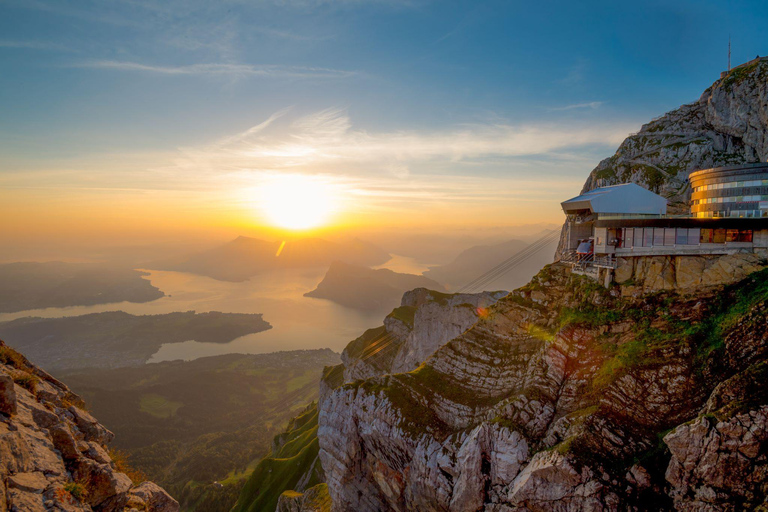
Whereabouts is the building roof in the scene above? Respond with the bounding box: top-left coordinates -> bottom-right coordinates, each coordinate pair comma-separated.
561,183 -> 667,215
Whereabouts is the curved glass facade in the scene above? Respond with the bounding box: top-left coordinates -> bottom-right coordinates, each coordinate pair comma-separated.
690,163 -> 768,218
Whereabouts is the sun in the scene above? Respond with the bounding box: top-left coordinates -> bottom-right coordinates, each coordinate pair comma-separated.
259,175 -> 337,230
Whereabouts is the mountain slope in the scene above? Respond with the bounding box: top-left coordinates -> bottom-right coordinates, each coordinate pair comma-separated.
233,288 -> 507,512
0,340 -> 178,511
304,261 -> 445,312
318,263 -> 768,510
232,403 -> 325,512
59,349 -> 340,512
424,238 -> 555,291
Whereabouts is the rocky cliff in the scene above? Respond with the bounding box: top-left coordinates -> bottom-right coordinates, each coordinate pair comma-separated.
339,288 -> 507,383
0,340 -> 178,512
318,263 -> 768,510
234,289 -> 506,512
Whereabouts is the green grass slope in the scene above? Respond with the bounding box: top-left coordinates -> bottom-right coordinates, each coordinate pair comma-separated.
232,403 -> 324,512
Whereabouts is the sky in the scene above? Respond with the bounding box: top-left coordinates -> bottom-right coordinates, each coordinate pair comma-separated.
2,0 -> 767,253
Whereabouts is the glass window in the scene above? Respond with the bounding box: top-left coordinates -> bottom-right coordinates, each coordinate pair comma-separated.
700,229 -> 713,243
713,229 -> 726,243
675,228 -> 688,245
664,228 -> 676,246
623,228 -> 633,248
654,228 -> 665,245
739,230 -> 754,243
644,228 -> 654,247
726,229 -> 739,242
688,228 -> 700,244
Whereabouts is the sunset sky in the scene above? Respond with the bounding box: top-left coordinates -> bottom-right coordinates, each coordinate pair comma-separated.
2,0 -> 767,251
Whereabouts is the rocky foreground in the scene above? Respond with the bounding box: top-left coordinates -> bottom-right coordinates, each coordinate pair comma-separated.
0,340 -> 178,512
317,263 -> 768,511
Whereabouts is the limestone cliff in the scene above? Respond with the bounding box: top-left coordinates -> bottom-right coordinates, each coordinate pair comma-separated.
0,340 -> 178,512
318,263 -> 768,511
339,288 -> 506,383
233,289 -> 506,512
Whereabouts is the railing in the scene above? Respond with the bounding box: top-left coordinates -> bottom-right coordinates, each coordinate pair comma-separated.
560,250 -> 617,272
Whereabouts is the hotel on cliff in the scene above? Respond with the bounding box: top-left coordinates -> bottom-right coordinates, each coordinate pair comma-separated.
560,163 -> 768,283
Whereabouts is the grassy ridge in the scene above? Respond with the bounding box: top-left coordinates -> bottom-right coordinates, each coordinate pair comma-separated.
232,404 -> 324,512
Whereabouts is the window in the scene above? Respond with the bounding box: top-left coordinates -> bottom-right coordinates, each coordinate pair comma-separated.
739,230 -> 754,243
622,228 -> 633,248
654,228 -> 665,245
644,228 -> 654,247
700,229 -> 713,243
713,229 -> 726,243
726,229 -> 739,242
675,229 -> 688,245
687,228 -> 699,244
664,228 -> 676,246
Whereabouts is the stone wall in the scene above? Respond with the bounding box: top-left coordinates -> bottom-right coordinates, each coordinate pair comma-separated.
615,250 -> 768,295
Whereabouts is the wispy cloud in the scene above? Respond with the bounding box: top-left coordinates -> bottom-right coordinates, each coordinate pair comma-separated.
168,107 -> 636,181
549,101 -> 604,111
75,60 -> 356,79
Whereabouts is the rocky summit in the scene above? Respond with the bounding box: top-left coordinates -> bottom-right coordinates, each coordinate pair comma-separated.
0,340 -> 178,512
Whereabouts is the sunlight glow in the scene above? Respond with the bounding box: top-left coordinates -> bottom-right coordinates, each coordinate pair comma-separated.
259,175 -> 337,230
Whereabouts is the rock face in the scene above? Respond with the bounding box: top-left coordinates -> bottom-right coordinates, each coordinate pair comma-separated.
556,57 -> 768,256
0,340 -> 178,512
615,251 -> 768,295
318,263 -> 768,511
339,288 -> 507,384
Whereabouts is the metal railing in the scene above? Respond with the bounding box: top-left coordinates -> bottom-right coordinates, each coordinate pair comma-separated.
560,250 -> 617,271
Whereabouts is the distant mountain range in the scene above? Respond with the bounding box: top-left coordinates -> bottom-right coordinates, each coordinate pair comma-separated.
304,261 -> 444,312
424,238 -> 557,291
149,236 -> 390,282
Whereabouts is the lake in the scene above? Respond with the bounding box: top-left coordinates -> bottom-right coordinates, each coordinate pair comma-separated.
0,256 -> 431,361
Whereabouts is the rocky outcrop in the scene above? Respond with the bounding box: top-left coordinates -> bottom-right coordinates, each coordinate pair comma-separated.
615,251 -> 768,295
0,340 -> 178,512
665,407 -> 768,511
340,288 -> 506,382
318,263 -> 768,511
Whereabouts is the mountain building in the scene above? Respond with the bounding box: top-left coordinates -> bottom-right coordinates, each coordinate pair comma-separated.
561,163 -> 768,283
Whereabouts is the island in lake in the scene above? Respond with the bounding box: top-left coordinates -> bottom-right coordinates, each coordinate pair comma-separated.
305,261 -> 445,312
0,310 -> 272,370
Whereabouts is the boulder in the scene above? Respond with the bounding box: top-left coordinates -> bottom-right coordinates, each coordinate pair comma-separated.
0,374 -> 17,416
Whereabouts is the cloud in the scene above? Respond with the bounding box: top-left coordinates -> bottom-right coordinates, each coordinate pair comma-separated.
74,60 -> 356,79
549,101 -> 604,111
168,107 -> 636,180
